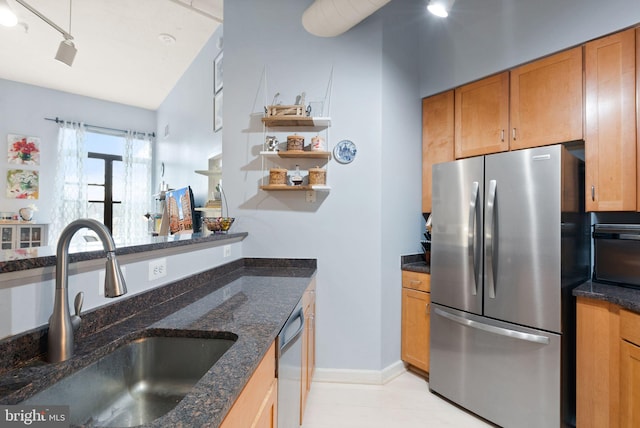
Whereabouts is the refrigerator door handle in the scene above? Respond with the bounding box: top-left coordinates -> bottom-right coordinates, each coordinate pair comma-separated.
433,308 -> 550,345
468,181 -> 480,296
486,179 -> 497,298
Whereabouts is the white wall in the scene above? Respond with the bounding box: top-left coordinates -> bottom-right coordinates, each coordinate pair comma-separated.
156,27 -> 224,205
420,0 -> 640,97
0,79 -> 155,226
224,0 -> 422,374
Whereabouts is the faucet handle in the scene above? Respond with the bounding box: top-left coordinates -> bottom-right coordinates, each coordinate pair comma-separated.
71,291 -> 84,331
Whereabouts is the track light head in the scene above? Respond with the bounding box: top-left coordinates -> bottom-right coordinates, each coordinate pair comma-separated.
55,39 -> 76,66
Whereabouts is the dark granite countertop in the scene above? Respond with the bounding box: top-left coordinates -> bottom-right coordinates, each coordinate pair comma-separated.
0,232 -> 248,274
0,257 -> 315,427
400,254 -> 430,274
573,280 -> 640,314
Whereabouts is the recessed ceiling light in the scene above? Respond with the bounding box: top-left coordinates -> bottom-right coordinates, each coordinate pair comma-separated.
0,0 -> 18,26
158,33 -> 176,45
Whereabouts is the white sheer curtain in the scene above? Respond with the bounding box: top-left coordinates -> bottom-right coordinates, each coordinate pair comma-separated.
49,121 -> 88,246
118,131 -> 153,244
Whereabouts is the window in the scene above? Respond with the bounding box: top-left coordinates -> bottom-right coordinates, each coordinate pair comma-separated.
51,123 -> 153,246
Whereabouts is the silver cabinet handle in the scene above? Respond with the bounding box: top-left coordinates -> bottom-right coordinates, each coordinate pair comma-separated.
486,179 -> 497,299
410,280 -> 422,286
591,185 -> 595,202
434,308 -> 550,345
512,128 -> 517,141
500,129 -> 505,142
468,181 -> 479,296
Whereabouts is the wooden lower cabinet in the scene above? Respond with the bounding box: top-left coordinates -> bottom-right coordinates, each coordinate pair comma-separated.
401,271 -> 431,373
301,278 -> 316,424
220,342 -> 277,428
576,298 -> 640,428
620,308 -> 640,427
620,340 -> 640,427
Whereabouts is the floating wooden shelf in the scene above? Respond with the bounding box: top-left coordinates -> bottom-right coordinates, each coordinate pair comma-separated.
194,169 -> 222,176
260,151 -> 331,160
261,116 -> 331,127
260,185 -> 331,191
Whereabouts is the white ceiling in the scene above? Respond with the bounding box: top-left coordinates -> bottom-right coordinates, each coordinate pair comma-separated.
0,0 -> 222,110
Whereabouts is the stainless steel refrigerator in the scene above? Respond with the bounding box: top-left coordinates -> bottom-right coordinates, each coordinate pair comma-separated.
429,144 -> 588,428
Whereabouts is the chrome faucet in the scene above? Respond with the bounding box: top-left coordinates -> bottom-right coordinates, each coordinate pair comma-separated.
48,219 -> 127,363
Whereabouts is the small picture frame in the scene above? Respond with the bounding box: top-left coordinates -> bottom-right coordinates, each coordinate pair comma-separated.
214,90 -> 223,132
214,51 -> 223,93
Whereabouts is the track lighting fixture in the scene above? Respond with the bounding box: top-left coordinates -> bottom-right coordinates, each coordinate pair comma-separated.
0,0 -> 77,66
427,0 -> 455,18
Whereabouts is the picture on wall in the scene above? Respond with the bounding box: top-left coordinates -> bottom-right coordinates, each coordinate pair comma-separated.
8,134 -> 40,165
214,90 -> 223,132
214,51 -> 223,93
6,169 -> 39,199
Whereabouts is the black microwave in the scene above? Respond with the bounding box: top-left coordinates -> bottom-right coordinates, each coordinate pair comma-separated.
593,224 -> 640,288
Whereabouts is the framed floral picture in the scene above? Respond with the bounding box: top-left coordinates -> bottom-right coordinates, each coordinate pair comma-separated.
6,169 -> 39,199
8,134 -> 40,165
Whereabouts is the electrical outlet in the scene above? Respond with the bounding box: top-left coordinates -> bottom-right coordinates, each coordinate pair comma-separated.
223,245 -> 231,258
148,258 -> 167,281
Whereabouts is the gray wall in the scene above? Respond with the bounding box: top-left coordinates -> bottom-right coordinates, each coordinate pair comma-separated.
156,26 -> 224,205
224,0 -> 423,374
420,0 -> 640,97
0,78 -> 155,230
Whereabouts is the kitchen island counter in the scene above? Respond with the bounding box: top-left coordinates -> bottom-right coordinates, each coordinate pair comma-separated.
573,280 -> 640,314
0,257 -> 315,427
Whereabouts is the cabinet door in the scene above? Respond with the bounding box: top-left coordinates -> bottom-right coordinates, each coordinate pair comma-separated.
1,226 -> 14,250
510,47 -> 583,150
220,342 -> 277,428
401,288 -> 430,373
585,28 -> 637,211
300,280 -> 316,425
422,91 -> 454,213
621,340 -> 640,427
576,297 -> 620,428
455,72 -> 509,159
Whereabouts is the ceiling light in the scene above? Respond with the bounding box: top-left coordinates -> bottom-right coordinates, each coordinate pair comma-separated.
14,0 -> 77,66
158,33 -> 176,45
427,0 -> 455,18
0,0 -> 18,26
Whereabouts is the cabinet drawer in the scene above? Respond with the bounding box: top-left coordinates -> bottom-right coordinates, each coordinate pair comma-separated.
621,309 -> 640,346
402,270 -> 430,292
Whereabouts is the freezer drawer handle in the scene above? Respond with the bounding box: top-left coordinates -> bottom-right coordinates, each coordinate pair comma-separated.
434,308 -> 550,345
468,181 -> 480,296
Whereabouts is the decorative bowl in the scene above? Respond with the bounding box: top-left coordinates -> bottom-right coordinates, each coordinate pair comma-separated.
203,217 -> 235,233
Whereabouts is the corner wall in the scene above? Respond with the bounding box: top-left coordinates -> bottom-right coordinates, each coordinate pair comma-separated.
224,0 -> 422,373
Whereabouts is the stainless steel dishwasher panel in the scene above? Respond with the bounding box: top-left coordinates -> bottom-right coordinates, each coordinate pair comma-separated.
430,304 -> 562,428
277,303 -> 305,428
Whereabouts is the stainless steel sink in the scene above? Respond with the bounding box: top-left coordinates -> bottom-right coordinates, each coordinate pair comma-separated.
24,333 -> 236,427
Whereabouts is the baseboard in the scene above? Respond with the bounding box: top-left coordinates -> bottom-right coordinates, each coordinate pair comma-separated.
312,360 -> 407,385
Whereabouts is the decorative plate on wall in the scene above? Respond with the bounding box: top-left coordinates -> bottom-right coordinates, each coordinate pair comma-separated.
334,140 -> 357,164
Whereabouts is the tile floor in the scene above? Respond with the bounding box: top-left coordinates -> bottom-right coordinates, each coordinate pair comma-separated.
301,370 -> 493,428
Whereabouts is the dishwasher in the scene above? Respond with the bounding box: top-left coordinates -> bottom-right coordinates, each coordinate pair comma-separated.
277,300 -> 305,428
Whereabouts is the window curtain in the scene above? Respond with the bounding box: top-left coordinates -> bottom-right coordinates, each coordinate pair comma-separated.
49,121 -> 88,246
119,131 -> 153,244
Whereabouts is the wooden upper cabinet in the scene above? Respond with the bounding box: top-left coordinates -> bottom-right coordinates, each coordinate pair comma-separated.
455,72 -> 509,159
422,91 -> 454,213
510,47 -> 583,150
585,28 -> 637,211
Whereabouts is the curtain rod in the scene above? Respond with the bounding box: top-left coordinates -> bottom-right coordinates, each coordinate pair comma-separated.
45,117 -> 156,138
